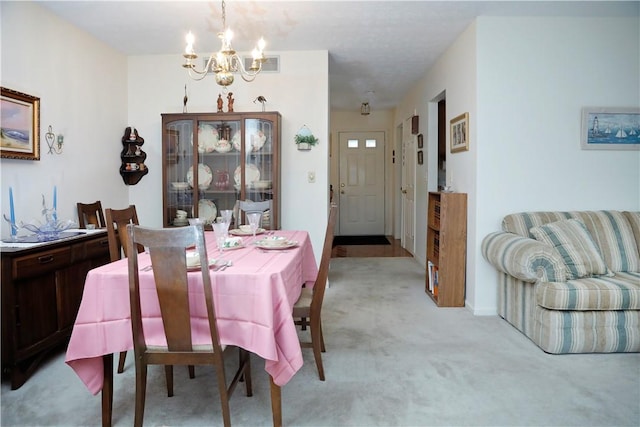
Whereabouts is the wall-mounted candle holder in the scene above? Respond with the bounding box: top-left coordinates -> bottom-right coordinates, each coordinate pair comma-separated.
45,125 -> 63,154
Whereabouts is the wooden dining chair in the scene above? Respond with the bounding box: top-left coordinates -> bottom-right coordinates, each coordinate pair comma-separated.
105,205 -> 144,373
292,204 -> 337,381
126,224 -> 252,427
238,199 -> 272,228
77,201 -> 106,229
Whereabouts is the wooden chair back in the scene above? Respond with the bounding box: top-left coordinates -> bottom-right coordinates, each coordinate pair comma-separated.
77,201 -> 105,229
126,224 -> 223,357
125,224 -> 250,426
238,199 -> 272,228
105,205 -> 143,262
311,204 -> 338,315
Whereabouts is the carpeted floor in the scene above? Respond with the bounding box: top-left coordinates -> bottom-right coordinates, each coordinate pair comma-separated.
1,258 -> 638,426
333,235 -> 390,246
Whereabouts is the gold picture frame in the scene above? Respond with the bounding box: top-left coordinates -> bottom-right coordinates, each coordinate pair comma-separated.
1,87 -> 40,160
450,112 -> 469,153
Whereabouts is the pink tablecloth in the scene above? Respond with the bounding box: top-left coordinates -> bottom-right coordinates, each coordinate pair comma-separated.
65,230 -> 318,395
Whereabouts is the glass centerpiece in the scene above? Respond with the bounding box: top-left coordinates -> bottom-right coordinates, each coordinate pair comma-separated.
4,195 -> 76,242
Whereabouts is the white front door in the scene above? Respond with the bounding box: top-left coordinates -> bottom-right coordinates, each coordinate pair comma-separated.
338,131 -> 385,235
401,119 -> 415,254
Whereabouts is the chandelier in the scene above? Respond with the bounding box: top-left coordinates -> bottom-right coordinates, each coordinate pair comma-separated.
182,0 -> 266,87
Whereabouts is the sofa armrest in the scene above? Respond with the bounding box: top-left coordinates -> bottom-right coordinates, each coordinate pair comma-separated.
482,231 -> 567,283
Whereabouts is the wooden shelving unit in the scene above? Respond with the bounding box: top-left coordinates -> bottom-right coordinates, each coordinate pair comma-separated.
426,192 -> 467,307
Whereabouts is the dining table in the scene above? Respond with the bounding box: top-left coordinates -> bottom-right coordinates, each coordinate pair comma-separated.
65,229 -> 318,427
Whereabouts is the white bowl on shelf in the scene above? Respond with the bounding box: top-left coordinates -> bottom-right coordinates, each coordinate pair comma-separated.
252,180 -> 272,190
171,182 -> 189,190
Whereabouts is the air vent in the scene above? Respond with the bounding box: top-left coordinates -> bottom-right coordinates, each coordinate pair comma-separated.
244,55 -> 279,73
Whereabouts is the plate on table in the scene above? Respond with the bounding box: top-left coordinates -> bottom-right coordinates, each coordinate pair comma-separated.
229,227 -> 265,236
233,164 -> 260,186
198,199 -> 217,224
186,164 -> 213,188
196,124 -> 219,153
255,239 -> 298,250
221,237 -> 244,250
185,253 -> 225,271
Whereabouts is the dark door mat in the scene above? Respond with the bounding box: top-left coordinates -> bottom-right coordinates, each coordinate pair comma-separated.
333,235 -> 390,246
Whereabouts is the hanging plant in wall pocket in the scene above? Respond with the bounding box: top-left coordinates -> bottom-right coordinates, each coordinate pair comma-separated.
295,125 -> 318,151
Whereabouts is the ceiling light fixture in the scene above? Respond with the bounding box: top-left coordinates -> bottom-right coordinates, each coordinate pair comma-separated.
182,0 -> 266,87
361,102 -> 370,115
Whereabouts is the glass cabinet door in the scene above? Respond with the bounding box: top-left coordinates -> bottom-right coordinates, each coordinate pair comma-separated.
196,119 -> 241,225
243,118 -> 275,228
163,119 -> 194,226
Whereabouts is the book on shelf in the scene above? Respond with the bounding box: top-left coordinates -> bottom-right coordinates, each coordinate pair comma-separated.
427,261 -> 434,292
427,261 -> 438,296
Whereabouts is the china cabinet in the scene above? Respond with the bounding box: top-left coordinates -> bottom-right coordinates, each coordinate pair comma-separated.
426,192 -> 467,307
161,112 -> 281,229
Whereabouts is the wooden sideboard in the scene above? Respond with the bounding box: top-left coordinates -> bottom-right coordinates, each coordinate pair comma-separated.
1,231 -> 111,389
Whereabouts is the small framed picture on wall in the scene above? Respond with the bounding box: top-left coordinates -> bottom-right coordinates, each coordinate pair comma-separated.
417,133 -> 423,149
450,112 -> 469,153
417,150 -> 424,165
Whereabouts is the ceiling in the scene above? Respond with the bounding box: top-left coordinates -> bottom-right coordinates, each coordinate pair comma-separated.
36,1 -> 637,113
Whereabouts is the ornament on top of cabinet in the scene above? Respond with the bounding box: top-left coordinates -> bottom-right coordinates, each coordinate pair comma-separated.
183,84 -> 188,113
227,92 -> 234,112
254,95 -> 267,112
217,94 -> 224,113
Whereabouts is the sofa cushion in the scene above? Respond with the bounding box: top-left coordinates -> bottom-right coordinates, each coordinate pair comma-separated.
537,272 -> 640,310
624,211 -> 640,255
530,219 -> 613,279
573,211 -> 639,273
502,212 -> 573,238
533,305 -> 640,353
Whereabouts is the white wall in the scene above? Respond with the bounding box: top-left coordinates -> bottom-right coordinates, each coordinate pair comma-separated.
398,14 -> 640,315
1,2 -> 129,234
127,50 -> 330,257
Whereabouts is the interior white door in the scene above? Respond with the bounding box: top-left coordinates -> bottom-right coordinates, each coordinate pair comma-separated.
401,119 -> 415,254
338,131 -> 385,235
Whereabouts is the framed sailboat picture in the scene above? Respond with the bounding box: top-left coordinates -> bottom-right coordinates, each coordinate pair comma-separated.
1,87 -> 40,160
581,107 -> 640,150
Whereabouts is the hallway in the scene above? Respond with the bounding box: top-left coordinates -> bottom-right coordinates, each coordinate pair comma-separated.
331,236 -> 412,258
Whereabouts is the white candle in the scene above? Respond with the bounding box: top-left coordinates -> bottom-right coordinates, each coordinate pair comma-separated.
53,186 -> 57,221
9,187 -> 16,236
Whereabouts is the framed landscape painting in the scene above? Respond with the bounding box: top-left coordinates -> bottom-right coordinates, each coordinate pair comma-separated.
581,107 -> 640,150
1,87 -> 40,160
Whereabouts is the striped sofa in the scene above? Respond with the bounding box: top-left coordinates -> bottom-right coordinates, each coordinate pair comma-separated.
482,211 -> 640,354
